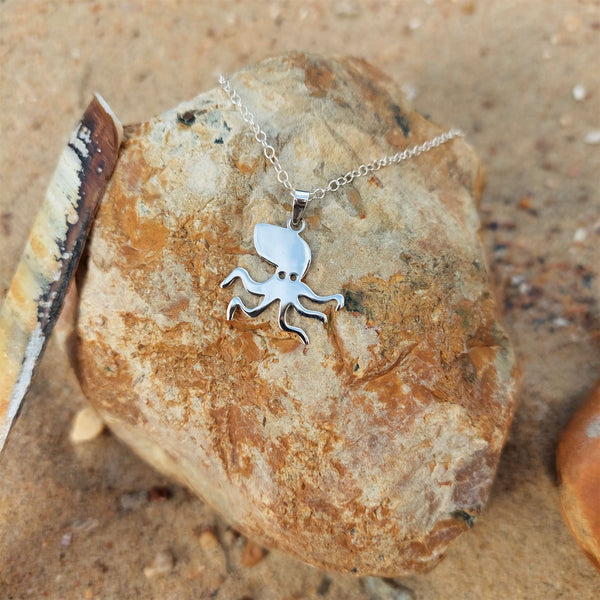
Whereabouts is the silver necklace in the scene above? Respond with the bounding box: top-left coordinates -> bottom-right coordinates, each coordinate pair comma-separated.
218,75 -> 464,344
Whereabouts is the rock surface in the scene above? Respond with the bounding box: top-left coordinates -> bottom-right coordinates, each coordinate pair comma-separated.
74,53 -> 517,576
557,381 -> 600,572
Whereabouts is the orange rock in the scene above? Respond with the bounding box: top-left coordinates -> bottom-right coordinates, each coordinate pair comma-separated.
74,53 -> 517,576
557,381 -> 600,572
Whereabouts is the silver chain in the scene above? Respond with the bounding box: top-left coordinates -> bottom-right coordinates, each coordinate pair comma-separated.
219,74 -> 464,203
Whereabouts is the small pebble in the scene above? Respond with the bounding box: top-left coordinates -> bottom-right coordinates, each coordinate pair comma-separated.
518,195 -> 532,210
240,539 -> 267,567
118,490 -> 148,511
573,228 -> 587,243
333,1 -> 361,17
198,528 -> 220,550
584,130 -> 600,145
361,577 -> 415,600
400,83 -> 417,102
192,527 -> 228,585
69,406 -> 105,443
143,551 -> 174,579
563,14 -> 582,32
187,565 -> 206,580
460,2 -> 476,16
148,485 -> 172,502
559,114 -> 572,128
572,84 -> 586,101
71,518 -> 99,532
221,527 -> 240,547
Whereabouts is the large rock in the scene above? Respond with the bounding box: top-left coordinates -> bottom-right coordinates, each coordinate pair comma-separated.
75,53 -> 517,576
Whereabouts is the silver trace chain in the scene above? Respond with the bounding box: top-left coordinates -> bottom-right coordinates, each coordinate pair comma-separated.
219,74 -> 464,206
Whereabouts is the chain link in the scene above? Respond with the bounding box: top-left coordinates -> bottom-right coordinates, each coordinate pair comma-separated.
219,75 -> 464,204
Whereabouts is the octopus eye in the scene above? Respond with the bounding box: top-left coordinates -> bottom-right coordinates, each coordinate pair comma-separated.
278,271 -> 285,279
290,273 -> 298,281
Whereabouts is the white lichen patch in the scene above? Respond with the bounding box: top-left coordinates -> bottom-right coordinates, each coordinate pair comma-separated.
69,124 -> 91,157
586,415 -> 600,439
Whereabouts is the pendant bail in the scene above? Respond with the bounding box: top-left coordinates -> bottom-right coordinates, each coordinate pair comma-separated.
291,190 -> 310,229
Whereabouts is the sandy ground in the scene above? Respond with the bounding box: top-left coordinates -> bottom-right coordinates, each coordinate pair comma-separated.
1,1 -> 600,599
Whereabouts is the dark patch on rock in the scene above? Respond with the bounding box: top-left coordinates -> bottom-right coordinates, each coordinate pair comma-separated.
344,289 -> 366,314
451,510 -> 477,528
392,104 -> 410,136
177,111 -> 196,126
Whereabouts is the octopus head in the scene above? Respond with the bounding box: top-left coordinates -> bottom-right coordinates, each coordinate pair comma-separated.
253,222 -> 311,281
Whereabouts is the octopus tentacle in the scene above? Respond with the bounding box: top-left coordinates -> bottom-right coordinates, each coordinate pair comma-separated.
279,304 -> 309,345
297,282 -> 344,310
221,268 -> 268,296
226,296 -> 275,320
293,300 -> 327,324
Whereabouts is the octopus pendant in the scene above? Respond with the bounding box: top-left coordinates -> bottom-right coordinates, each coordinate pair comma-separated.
221,218 -> 344,344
